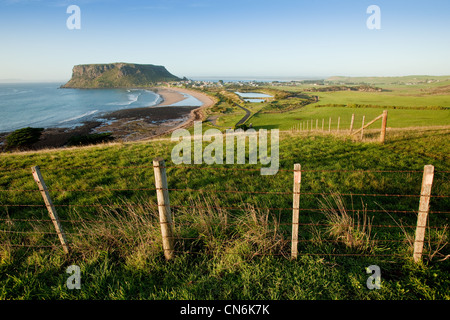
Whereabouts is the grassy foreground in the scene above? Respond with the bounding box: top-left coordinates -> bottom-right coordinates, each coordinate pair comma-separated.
0,127 -> 449,300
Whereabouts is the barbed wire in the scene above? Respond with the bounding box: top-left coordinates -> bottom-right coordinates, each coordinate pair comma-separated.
0,163 -> 448,260
171,236 -> 442,244
1,202 -> 450,217
170,250 -> 406,257
0,243 -> 59,248
0,217 -> 447,230
1,186 -> 449,198
2,164 -> 449,173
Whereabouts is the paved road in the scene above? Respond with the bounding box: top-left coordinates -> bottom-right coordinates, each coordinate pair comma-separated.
234,103 -> 252,126
206,102 -> 252,128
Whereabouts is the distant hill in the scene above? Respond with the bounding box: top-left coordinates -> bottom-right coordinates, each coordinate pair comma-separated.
326,75 -> 450,85
62,63 -> 181,88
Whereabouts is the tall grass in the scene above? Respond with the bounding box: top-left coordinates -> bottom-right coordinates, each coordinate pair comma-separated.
68,200 -> 163,269
318,193 -> 373,253
60,195 -> 289,270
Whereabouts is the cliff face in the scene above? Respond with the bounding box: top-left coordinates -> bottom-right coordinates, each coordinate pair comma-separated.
62,63 -> 180,88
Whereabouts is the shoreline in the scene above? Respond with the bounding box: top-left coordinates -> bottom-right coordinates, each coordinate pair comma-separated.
0,87 -> 216,152
146,86 -> 216,138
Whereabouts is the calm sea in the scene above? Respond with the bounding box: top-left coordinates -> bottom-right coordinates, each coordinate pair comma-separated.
0,83 -> 200,133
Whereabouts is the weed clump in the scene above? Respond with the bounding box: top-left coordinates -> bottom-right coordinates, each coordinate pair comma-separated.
319,193 -> 373,252
66,132 -> 113,146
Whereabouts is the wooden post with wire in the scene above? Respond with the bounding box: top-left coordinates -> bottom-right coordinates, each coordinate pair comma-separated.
351,111 -> 385,142
291,163 -> 301,259
350,114 -> 355,134
380,110 -> 388,143
413,165 -> 434,263
360,116 -> 365,140
153,158 -> 175,260
31,166 -> 70,254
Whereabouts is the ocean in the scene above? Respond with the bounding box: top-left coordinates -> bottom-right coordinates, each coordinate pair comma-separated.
0,83 -> 200,133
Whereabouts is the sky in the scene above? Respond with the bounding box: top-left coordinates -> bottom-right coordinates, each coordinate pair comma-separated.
0,0 -> 449,82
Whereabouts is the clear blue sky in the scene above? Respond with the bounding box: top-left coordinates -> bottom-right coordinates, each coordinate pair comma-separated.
1,0 -> 449,82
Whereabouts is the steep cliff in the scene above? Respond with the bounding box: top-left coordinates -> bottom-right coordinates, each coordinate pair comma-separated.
62,63 -> 180,88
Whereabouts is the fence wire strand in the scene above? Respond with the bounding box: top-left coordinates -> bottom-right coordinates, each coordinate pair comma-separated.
0,163 -> 448,259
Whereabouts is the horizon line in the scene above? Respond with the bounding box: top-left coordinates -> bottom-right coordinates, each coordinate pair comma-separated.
1,74 -> 450,84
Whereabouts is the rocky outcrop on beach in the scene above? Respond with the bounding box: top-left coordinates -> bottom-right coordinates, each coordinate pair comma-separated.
62,63 -> 180,88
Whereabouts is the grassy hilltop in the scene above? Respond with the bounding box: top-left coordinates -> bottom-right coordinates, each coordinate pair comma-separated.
0,128 -> 449,299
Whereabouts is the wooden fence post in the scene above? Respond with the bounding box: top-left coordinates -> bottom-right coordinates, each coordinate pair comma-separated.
31,166 -> 70,254
322,119 -> 324,131
360,116 -> 365,140
337,117 -> 340,133
310,119 -> 313,131
350,112 -> 384,139
316,119 -> 318,130
328,118 -> 331,132
291,164 -> 301,259
350,114 -> 355,134
380,110 -> 388,143
413,165 -> 434,263
153,158 -> 175,260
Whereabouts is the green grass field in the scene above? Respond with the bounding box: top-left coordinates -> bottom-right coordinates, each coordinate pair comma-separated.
250,106 -> 450,131
201,78 -> 450,133
0,128 -> 449,300
0,79 -> 449,300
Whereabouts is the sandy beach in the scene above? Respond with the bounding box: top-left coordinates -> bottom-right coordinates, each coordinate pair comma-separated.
153,88 -> 187,106
91,87 -> 216,141
150,86 -> 216,135
0,87 -> 216,151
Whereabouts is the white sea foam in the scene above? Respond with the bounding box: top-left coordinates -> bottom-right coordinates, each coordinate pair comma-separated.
127,92 -> 140,104
59,110 -> 98,123
106,91 -> 141,106
0,84 -> 164,132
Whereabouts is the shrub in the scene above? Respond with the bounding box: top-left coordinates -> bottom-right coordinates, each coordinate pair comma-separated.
234,123 -> 248,130
66,132 -> 113,146
6,127 -> 44,150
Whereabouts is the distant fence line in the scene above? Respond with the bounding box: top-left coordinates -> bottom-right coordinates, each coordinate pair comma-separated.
290,110 -> 388,143
0,159 -> 448,263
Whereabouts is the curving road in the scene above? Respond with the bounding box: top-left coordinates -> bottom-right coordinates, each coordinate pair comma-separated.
207,102 -> 252,128
234,103 -> 252,126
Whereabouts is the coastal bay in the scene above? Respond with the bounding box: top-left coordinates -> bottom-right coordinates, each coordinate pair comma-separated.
0,87 -> 215,151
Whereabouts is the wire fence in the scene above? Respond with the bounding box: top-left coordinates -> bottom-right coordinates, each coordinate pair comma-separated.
0,161 -> 449,262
